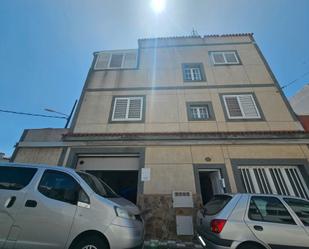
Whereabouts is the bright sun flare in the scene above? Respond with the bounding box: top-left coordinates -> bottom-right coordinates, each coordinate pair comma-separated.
151,0 -> 166,14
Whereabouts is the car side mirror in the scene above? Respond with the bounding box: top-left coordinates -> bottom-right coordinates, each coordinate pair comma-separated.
77,201 -> 90,209
77,189 -> 90,208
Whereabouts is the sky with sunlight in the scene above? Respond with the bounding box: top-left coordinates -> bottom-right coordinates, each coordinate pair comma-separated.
1,0 -> 309,157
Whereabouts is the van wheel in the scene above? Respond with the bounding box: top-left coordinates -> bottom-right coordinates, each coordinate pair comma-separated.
73,235 -> 108,249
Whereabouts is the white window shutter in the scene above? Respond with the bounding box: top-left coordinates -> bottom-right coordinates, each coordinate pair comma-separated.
225,52 -> 238,63
225,96 -> 242,117
239,95 -> 260,118
113,98 -> 128,120
212,53 -> 225,64
128,98 -> 142,119
95,53 -> 110,69
123,52 -> 137,68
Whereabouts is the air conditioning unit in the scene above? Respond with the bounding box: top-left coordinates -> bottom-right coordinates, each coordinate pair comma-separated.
172,191 -> 193,208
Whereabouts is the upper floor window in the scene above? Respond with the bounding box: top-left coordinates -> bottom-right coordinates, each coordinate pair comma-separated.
187,102 -> 215,121
110,96 -> 145,122
222,94 -> 261,120
94,50 -> 138,70
210,51 -> 240,65
182,63 -> 206,82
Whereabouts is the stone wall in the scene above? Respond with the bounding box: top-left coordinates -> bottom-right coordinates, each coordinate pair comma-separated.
138,194 -> 202,240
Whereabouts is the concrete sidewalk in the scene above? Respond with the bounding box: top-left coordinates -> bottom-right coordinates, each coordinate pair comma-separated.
144,240 -> 203,249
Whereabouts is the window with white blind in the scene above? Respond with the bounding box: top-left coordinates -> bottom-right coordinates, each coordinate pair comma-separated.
94,50 -> 138,70
182,63 -> 205,81
111,96 -> 144,122
210,51 -> 240,65
222,94 -> 261,119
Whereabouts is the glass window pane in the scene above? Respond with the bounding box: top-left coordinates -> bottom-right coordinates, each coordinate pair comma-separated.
38,170 -> 80,205
184,68 -> 192,80
249,196 -> 296,225
284,198 -> 309,226
191,68 -> 202,80
0,167 -> 37,190
204,195 -> 232,215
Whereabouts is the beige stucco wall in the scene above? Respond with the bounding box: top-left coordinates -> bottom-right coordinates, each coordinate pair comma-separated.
74,86 -> 299,133
13,147 -> 63,165
73,35 -> 301,133
88,40 -> 273,89
143,144 -> 309,195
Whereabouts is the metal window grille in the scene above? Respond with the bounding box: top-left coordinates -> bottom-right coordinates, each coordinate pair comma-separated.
184,67 -> 202,81
239,166 -> 309,199
190,106 -> 210,120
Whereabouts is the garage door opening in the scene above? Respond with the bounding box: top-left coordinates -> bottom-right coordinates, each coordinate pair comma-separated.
76,155 -> 140,204
87,170 -> 138,204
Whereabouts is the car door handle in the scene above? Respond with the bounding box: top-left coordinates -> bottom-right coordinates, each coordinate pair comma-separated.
254,225 -> 263,231
25,200 -> 37,208
5,196 -> 16,208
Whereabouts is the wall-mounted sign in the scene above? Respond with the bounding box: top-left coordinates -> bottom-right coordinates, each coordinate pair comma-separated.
141,168 -> 151,182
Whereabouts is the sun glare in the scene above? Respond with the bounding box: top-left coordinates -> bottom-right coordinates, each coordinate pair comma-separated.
151,0 -> 166,14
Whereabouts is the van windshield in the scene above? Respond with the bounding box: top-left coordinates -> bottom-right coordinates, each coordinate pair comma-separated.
77,171 -> 118,198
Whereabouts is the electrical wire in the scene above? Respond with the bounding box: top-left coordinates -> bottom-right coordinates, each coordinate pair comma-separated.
0,109 -> 67,119
281,70 -> 309,89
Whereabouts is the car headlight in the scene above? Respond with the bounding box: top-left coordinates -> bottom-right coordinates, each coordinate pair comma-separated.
114,206 -> 136,220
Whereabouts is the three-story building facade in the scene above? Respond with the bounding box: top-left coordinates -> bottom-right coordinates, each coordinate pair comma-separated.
12,33 -> 309,239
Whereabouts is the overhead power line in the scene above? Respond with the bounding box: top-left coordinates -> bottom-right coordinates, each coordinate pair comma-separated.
281,70 -> 309,89
0,109 -> 67,119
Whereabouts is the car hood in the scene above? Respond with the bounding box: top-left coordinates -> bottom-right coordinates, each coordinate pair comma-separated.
107,197 -> 140,215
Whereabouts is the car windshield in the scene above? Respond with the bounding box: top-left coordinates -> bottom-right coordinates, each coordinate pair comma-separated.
77,171 -> 118,198
204,195 -> 232,215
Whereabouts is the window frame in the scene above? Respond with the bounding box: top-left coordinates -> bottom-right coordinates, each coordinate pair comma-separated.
248,195 -> 297,225
186,102 -> 215,121
220,93 -> 264,121
210,51 -> 241,65
94,51 -> 138,70
182,63 -> 206,82
0,166 -> 37,191
109,95 -> 146,123
38,170 -> 81,205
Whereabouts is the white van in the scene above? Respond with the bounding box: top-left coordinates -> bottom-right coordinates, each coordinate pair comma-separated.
0,162 -> 144,249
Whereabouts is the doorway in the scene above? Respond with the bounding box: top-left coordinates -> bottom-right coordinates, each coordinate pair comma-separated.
199,169 -> 225,204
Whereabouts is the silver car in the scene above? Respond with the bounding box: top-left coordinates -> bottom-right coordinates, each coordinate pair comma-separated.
196,193 -> 309,249
0,162 -> 144,249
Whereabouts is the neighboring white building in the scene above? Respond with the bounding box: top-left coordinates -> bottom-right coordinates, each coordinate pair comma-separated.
0,152 -> 9,162
290,84 -> 309,115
